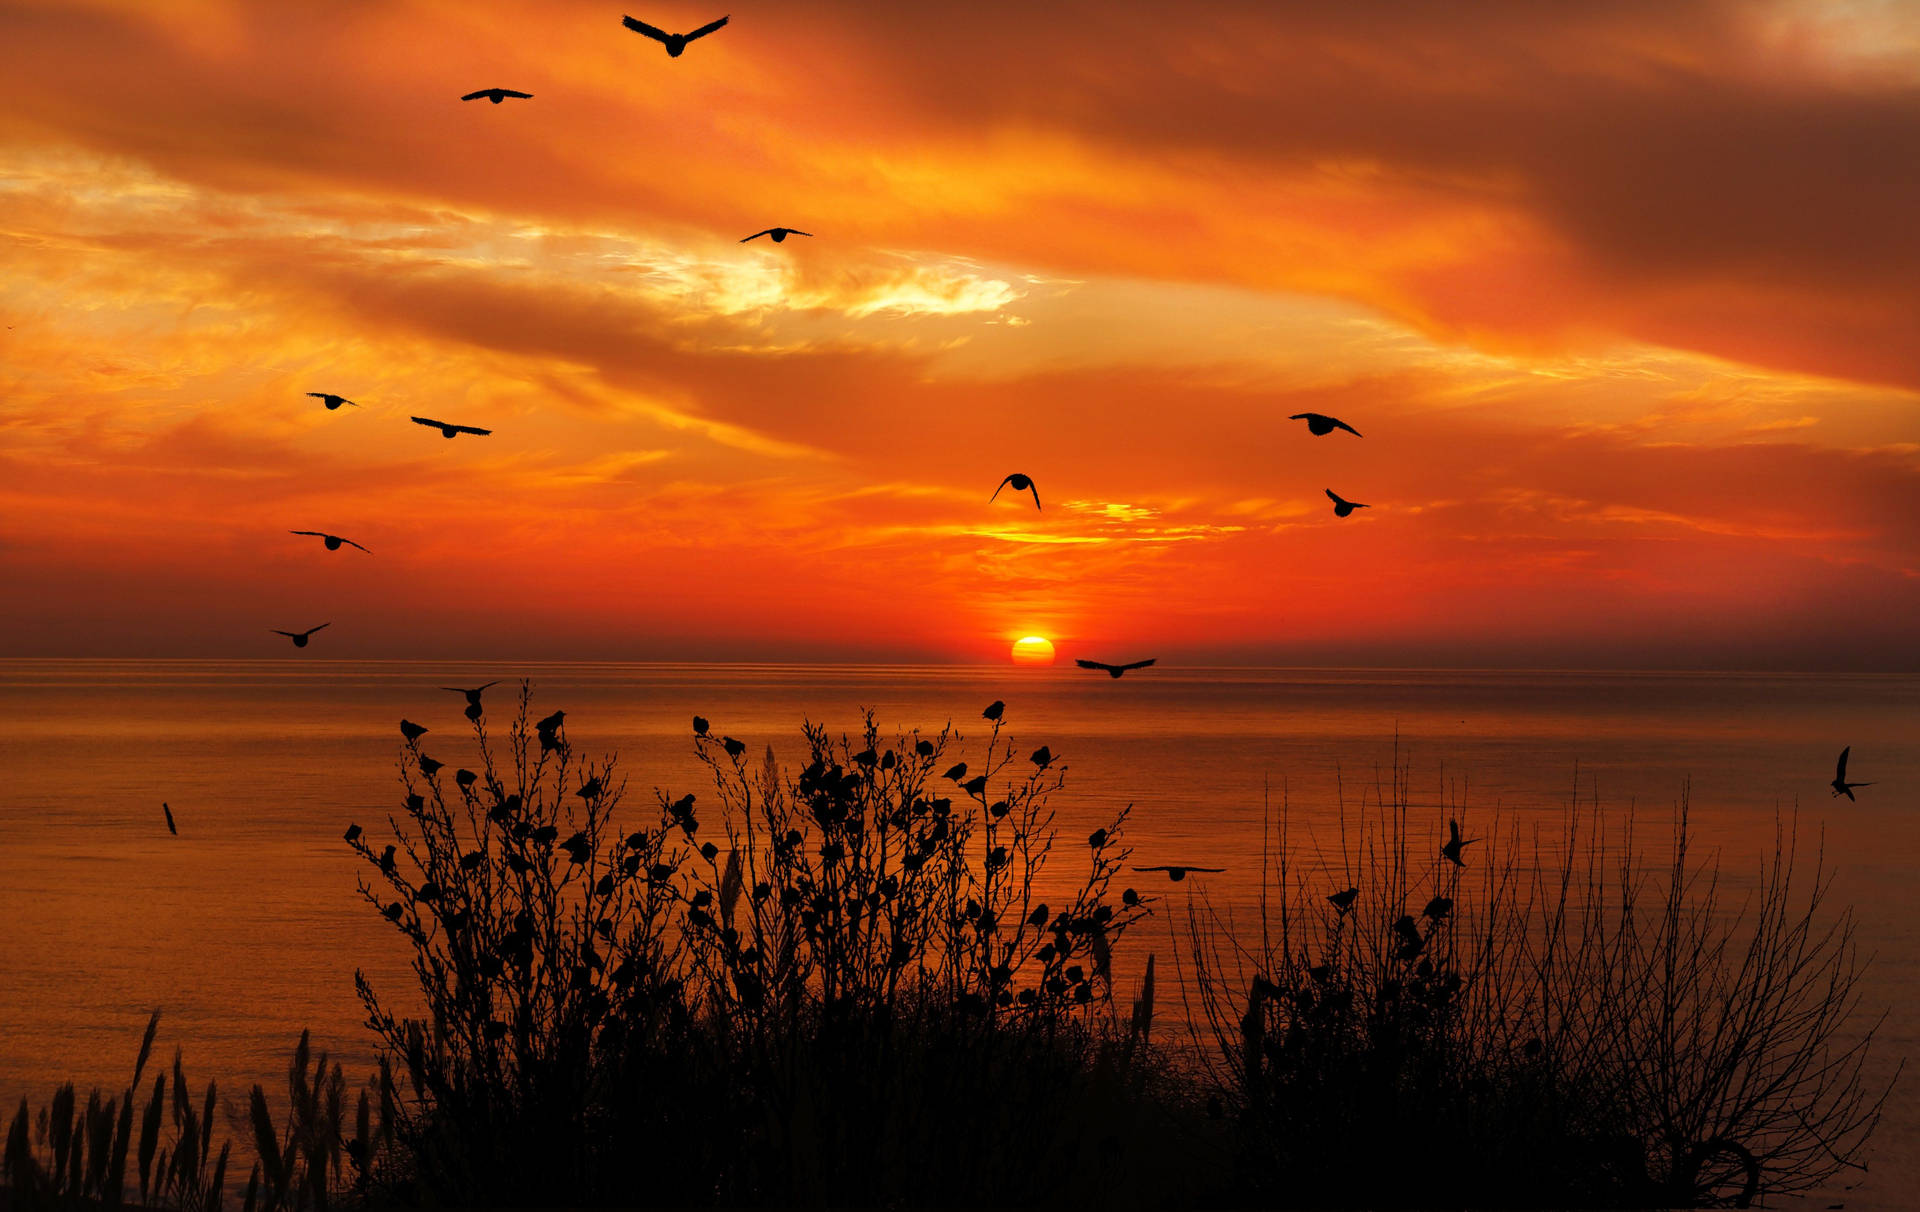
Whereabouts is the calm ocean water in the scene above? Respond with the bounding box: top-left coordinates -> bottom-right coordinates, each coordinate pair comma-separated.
2,661 -> 1914,1201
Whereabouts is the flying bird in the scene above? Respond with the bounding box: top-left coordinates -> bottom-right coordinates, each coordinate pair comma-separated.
441,681 -> 500,720
411,416 -> 491,439
991,473 -> 1041,509
1441,818 -> 1477,868
622,13 -> 728,56
1290,412 -> 1362,437
1076,658 -> 1156,679
306,393 -> 357,410
271,623 -> 330,648
162,802 -> 177,836
740,227 -> 811,243
461,88 -> 532,104
290,530 -> 368,553
1326,489 -> 1369,518
1133,865 -> 1225,883
1831,747 -> 1874,801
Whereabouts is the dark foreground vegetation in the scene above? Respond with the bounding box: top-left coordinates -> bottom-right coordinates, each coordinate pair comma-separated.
3,688 -> 1896,1208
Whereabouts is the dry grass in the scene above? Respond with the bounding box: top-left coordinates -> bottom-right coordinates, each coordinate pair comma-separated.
3,1016 -> 377,1212
1182,751 -> 1896,1208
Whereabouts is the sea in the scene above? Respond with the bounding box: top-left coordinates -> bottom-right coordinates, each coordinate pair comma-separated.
1,661 -> 1914,1203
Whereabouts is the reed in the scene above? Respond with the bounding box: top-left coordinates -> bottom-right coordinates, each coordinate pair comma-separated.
2,1017 -> 368,1212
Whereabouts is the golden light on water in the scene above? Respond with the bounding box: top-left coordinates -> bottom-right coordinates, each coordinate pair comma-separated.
1010,636 -> 1056,665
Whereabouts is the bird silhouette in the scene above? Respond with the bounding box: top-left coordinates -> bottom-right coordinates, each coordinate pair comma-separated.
461,88 -> 532,103
1290,412 -> 1361,437
1134,865 -> 1225,882
1328,886 -> 1358,913
740,227 -> 812,243
410,416 -> 491,439
1831,747 -> 1874,801
271,623 -> 330,648
1423,894 -> 1453,920
990,473 -> 1041,509
306,393 -> 357,410
162,802 -> 177,836
1076,658 -> 1156,679
440,681 -> 500,721
983,700 -> 1005,722
1326,489 -> 1369,517
622,13 -> 728,56
290,530 -> 369,553
400,719 -> 428,741
1441,818 -> 1477,868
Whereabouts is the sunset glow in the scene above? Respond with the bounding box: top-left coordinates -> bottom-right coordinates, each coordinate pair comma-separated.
1,2 -> 1916,667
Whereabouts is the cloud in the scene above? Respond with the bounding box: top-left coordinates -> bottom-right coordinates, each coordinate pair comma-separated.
2,2 -> 1918,664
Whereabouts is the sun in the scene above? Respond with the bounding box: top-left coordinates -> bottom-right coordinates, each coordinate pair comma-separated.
1010,636 -> 1056,665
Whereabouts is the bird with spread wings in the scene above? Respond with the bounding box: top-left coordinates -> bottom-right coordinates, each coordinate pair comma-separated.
1290,412 -> 1362,437
991,473 -> 1041,509
1133,865 -> 1224,882
1076,658 -> 1156,679
411,417 -> 492,439
290,530 -> 368,553
622,13 -> 729,57
1831,747 -> 1874,801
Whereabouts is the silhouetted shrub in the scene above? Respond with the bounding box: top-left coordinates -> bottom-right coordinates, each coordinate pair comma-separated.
346,686 -> 1176,1207
1185,756 -> 1894,1208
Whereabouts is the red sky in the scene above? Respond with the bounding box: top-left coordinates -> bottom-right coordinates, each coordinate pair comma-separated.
2,0 -> 1917,667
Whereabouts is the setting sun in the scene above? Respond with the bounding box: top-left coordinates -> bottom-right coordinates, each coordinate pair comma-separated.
1010,636 -> 1056,665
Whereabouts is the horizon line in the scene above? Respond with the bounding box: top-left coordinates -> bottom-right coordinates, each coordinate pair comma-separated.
0,657 -> 1913,677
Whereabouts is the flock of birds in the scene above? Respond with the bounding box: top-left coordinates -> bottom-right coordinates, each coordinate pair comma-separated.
174,12 -> 1876,890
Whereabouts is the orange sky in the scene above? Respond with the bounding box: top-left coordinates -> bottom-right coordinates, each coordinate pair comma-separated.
2,0 -> 1917,666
